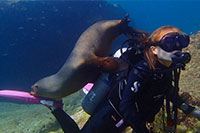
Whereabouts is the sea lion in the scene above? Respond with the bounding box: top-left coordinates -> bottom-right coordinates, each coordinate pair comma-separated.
31,16 -> 144,99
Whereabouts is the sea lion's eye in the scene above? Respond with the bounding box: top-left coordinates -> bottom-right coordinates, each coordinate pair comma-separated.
34,84 -> 39,88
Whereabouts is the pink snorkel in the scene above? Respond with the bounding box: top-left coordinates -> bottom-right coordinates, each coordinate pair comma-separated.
0,83 -> 93,108
0,90 -> 63,108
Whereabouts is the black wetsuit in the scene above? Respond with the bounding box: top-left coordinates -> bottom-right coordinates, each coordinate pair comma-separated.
118,60 -> 182,132
51,59 -> 194,133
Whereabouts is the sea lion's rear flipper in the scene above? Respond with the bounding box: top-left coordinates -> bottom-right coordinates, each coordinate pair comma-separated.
120,14 -> 131,26
120,14 -> 150,42
125,27 -> 150,40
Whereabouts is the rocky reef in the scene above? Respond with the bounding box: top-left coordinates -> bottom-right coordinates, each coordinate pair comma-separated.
0,102 -> 60,132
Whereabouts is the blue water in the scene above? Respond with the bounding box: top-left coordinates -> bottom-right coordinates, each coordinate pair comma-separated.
107,0 -> 200,35
0,0 -> 199,92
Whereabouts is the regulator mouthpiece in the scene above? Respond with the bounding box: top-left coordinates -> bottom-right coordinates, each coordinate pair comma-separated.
171,52 -> 191,65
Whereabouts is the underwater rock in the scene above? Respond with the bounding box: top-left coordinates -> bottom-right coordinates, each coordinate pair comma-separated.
176,125 -> 187,133
180,30 -> 200,98
0,102 -> 60,133
195,121 -> 200,128
72,110 -> 90,129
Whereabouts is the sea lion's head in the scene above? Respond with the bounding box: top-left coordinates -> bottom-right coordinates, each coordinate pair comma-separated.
30,75 -> 61,98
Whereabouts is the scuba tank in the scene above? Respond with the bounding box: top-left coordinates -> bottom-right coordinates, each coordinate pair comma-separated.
82,73 -> 110,115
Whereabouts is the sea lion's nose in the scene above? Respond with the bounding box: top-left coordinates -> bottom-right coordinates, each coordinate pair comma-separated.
31,83 -> 39,89
30,84 -> 39,95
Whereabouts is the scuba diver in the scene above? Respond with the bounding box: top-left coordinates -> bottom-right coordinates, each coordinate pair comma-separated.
47,25 -> 200,133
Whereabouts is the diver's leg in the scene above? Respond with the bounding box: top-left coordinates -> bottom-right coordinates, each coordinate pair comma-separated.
81,105 -> 110,133
51,107 -> 80,133
81,105 -> 123,133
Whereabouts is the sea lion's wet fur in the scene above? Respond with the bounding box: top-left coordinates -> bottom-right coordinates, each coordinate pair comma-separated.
31,20 -> 130,99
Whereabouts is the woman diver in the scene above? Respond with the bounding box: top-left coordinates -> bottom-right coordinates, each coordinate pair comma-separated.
114,25 -> 199,132
48,25 -> 200,133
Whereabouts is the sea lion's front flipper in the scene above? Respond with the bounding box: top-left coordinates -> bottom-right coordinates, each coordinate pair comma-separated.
114,58 -> 129,72
99,57 -> 119,72
87,55 -> 128,73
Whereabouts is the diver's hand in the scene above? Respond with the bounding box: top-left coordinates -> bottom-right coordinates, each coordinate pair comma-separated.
190,108 -> 200,121
179,102 -> 200,120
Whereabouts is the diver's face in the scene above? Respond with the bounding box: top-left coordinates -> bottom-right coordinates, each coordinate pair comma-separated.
150,30 -> 190,67
150,46 -> 181,67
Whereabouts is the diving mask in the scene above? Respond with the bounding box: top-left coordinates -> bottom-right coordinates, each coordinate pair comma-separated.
157,32 -> 190,52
